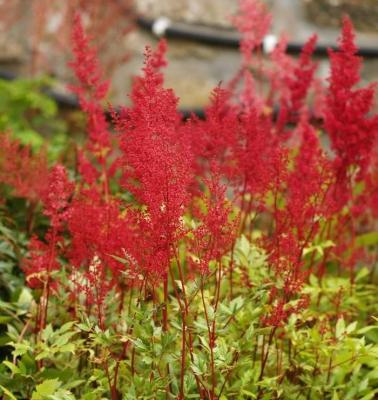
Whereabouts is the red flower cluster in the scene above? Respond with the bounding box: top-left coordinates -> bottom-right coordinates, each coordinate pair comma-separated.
231,0 -> 271,65
325,16 -> 378,178
0,134 -> 48,203
118,40 -> 193,277
69,13 -> 111,155
23,165 -> 73,289
189,170 -> 238,274
271,35 -> 318,130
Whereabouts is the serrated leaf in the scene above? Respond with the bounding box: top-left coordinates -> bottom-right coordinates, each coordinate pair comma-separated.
54,331 -> 76,348
12,341 -> 31,357
32,379 -> 62,400
41,325 -> 53,342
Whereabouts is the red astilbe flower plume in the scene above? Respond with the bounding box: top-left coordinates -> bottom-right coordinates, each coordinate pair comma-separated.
325,16 -> 378,179
187,86 -> 238,181
23,235 -> 60,289
264,116 -> 333,325
68,188 -> 131,277
0,134 -> 49,203
42,164 -> 74,230
288,35 -> 318,115
76,150 -> 101,185
69,13 -> 119,245
23,165 -> 73,289
274,117 -> 332,275
235,105 -> 281,204
285,117 -> 334,243
67,188 -> 134,324
269,35 -> 318,130
229,0 -> 271,108
118,40 -> 193,277
231,0 -> 271,65
189,170 -> 239,274
69,13 -> 111,156
66,16 -> 138,315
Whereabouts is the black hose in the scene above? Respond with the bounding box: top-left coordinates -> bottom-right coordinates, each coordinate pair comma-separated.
137,16 -> 378,59
137,16 -> 240,48
0,68 -> 204,119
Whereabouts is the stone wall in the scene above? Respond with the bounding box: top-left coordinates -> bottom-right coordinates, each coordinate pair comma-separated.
303,0 -> 378,32
1,0 -> 378,110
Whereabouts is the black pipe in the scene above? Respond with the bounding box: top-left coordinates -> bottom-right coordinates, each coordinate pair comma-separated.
0,68 -> 205,119
1,68 -> 317,124
137,16 -> 378,59
137,16 -> 240,48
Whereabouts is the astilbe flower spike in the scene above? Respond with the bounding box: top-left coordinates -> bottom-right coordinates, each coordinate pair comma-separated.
68,188 -> 131,277
118,40 -> 193,277
0,134 -> 49,204
66,16 -> 137,319
188,86 -> 238,181
42,165 -> 74,230
270,35 -> 318,130
325,16 -> 378,181
189,169 -> 238,274
231,0 -> 271,65
69,13 -> 111,157
23,235 -> 60,290
228,0 -> 272,116
23,165 -> 73,289
235,104 -> 280,204
320,17 -> 378,274
264,116 -> 333,326
23,165 -> 73,332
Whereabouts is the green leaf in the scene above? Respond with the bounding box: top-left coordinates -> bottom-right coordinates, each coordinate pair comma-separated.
2,361 -> 21,375
309,274 -> 319,287
32,379 -> 62,400
54,331 -> 76,348
17,288 -> 33,310
355,268 -> 370,283
358,326 -> 378,335
63,380 -> 86,390
57,321 -> 75,334
0,316 -> 12,324
12,341 -> 31,357
356,232 -> 378,247
359,390 -> 378,400
0,385 -> 17,400
332,391 -> 340,400
346,321 -> 357,334
303,240 -> 335,258
41,324 -> 54,342
336,318 -> 345,339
